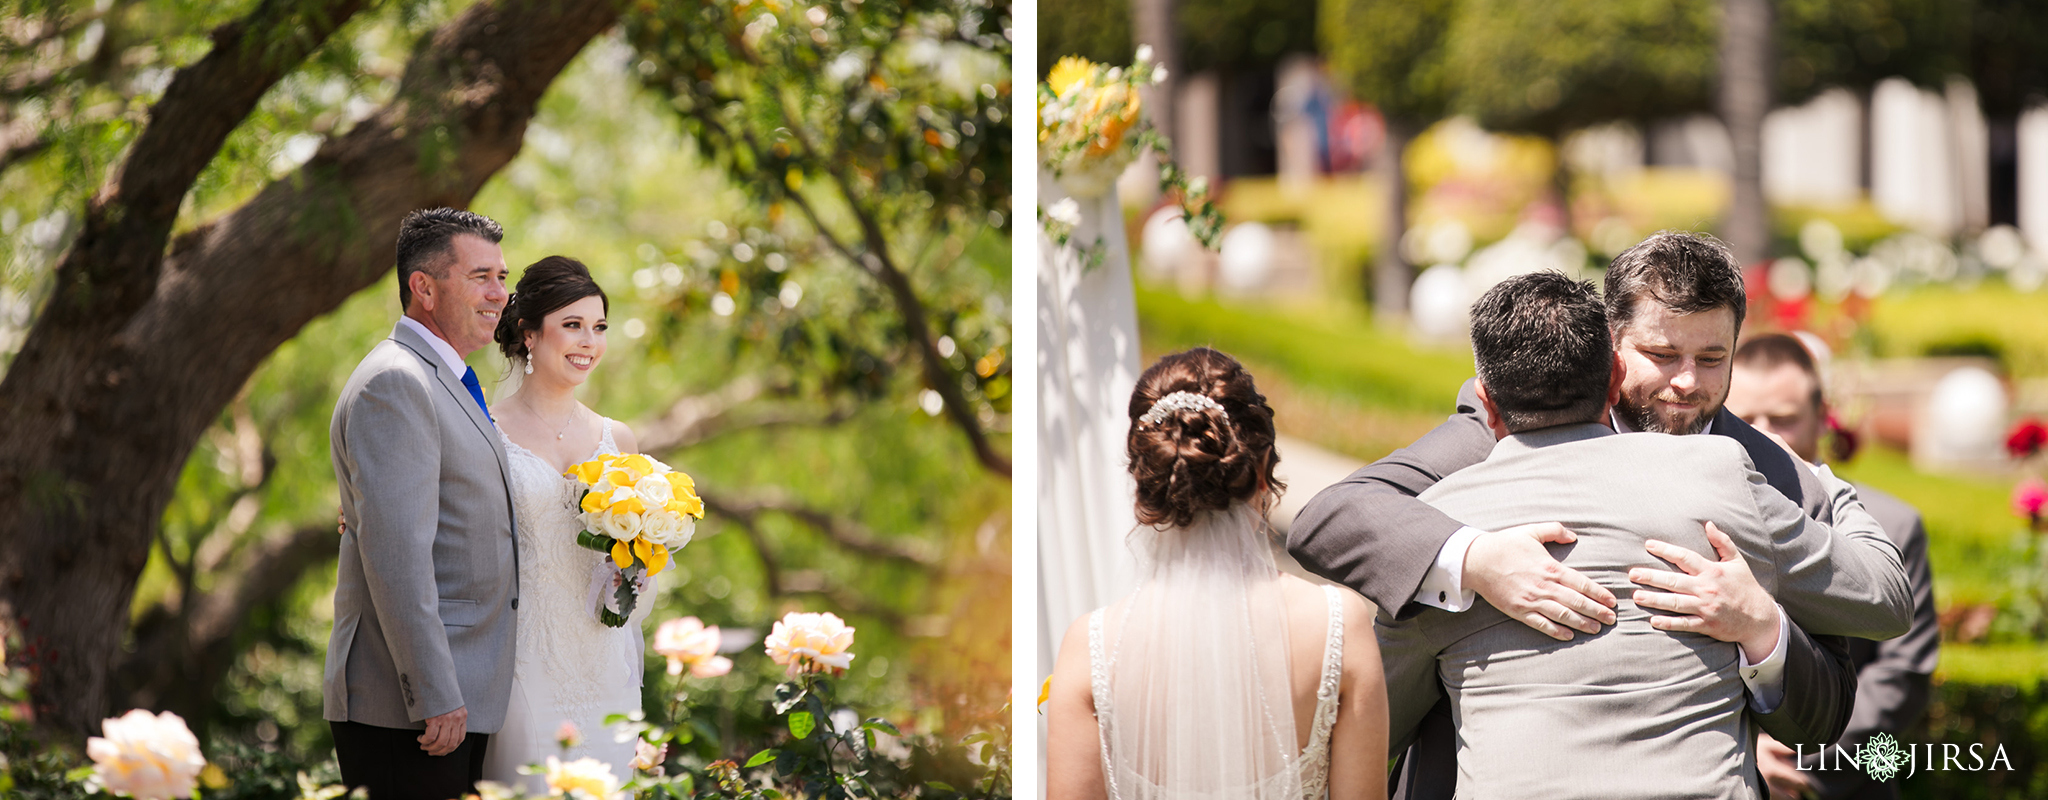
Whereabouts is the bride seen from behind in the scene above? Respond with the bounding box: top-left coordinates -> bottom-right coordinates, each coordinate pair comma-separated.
1046,348 -> 1388,800
479,256 -> 650,789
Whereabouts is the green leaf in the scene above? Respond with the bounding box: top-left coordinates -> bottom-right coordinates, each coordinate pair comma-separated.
927,781 -> 957,792
788,709 -> 817,739
745,748 -> 778,768
860,718 -> 902,737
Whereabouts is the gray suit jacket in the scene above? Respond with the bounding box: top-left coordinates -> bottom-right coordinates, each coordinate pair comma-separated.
1379,423 -> 1911,799
323,322 -> 519,733
1290,380 -> 1864,762
1803,484 -> 1940,800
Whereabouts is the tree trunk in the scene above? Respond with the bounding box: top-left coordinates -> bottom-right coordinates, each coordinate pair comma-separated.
1374,117 -> 1414,320
0,0 -> 620,739
1133,0 -> 1178,148
1719,0 -> 1773,267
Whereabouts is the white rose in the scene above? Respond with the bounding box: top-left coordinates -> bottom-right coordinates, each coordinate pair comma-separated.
634,473 -> 674,506
87,709 -> 206,800
598,510 -> 643,541
1046,198 -> 1081,226
641,510 -> 684,549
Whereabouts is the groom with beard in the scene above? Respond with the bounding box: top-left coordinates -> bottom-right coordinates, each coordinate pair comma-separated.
1365,270 -> 1910,798
1291,231 -> 1897,798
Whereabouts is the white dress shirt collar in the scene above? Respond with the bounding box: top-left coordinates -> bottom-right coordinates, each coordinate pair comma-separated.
397,315 -> 469,376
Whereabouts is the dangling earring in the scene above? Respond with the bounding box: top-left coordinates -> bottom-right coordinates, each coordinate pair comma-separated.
524,357 -> 534,375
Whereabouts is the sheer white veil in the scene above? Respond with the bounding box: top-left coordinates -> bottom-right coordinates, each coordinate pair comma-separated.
1096,503 -> 1300,799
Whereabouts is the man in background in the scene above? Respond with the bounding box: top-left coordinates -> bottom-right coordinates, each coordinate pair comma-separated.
1725,333 -> 1941,800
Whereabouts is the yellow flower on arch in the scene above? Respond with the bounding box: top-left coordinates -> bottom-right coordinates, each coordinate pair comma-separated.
1046,56 -> 1095,98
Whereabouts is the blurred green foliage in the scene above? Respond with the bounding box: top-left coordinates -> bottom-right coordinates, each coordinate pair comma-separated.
1444,0 -> 1716,137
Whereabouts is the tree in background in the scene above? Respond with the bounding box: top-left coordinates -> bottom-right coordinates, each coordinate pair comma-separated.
1720,0 -> 1772,265
1319,0 -> 1455,319
1444,0 -> 1717,238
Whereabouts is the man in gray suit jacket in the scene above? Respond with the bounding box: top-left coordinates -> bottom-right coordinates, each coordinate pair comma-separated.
1375,272 -> 1910,798
1726,334 -> 1940,800
325,208 -> 517,799
1291,232 -> 1872,797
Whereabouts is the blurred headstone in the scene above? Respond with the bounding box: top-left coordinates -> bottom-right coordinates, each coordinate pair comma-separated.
1410,263 -> 1469,341
1873,78 -> 1962,235
1764,88 -> 1861,208
1917,365 -> 2009,470
1273,55 -> 1328,195
2018,105 -> 2048,255
1218,221 -> 1276,292
1176,72 -> 1222,189
1139,206 -> 1196,281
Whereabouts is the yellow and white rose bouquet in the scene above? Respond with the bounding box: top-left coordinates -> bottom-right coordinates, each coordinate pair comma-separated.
564,452 -> 705,627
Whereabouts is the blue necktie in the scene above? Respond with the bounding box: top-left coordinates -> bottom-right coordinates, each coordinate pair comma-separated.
460,366 -> 494,425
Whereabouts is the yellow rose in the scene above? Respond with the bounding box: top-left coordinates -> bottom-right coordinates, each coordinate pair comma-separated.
654,616 -> 731,678
1046,56 -> 1095,98
606,488 -> 647,516
616,454 -> 656,480
543,756 -> 620,800
87,709 -> 207,800
563,460 -> 606,485
764,611 -> 856,675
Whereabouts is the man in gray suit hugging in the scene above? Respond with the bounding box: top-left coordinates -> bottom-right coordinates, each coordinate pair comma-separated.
1371,271 -> 1910,798
325,208 -> 517,799
1294,232 -> 1885,798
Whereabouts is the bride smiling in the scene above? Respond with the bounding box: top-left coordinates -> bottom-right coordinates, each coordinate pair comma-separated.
479,256 -> 653,788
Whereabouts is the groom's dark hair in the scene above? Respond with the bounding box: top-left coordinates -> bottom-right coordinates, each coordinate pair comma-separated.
396,207 -> 505,309
1469,271 -> 1612,433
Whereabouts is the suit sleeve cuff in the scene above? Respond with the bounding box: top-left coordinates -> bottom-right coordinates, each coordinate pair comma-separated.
1414,526 -> 1485,612
1741,605 -> 1791,713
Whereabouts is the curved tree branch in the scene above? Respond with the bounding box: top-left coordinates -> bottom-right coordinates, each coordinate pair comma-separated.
722,511 -> 909,630
704,490 -> 941,569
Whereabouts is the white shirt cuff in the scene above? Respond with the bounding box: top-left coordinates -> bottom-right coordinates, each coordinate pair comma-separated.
1740,605 -> 1791,713
1414,526 -> 1486,612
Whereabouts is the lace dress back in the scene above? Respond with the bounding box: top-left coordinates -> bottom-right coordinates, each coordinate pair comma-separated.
481,419 -> 649,789
1089,584 -> 1346,800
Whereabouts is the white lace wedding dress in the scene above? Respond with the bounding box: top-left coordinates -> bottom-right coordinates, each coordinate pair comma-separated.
482,419 -> 650,789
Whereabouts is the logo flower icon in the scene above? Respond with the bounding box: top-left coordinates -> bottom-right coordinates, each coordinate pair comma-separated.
1862,732 -> 1907,782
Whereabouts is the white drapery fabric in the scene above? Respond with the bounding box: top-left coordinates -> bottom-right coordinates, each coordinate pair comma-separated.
1036,171 -> 1144,679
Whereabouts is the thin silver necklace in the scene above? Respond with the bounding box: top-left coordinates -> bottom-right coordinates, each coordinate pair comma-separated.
523,396 -> 579,440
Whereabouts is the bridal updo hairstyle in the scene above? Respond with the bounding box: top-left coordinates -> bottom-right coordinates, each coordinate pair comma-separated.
493,256 -> 610,364
1127,347 -> 1282,528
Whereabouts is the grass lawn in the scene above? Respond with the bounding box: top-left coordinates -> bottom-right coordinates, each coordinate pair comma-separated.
1935,642 -> 2048,686
1831,445 -> 2035,609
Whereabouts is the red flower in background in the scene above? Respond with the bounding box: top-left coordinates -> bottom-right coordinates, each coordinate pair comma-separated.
2016,477 -> 2048,524
2009,418 -> 2048,459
